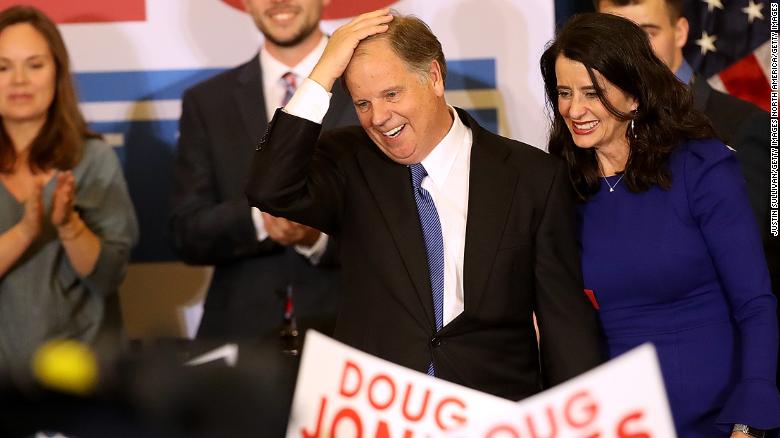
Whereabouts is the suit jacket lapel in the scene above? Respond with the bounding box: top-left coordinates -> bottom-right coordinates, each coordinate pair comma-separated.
458,109 -> 517,315
234,55 -> 268,148
356,146 -> 436,330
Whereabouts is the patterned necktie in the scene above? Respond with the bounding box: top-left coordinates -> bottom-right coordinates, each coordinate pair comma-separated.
409,163 -> 444,376
280,72 -> 297,107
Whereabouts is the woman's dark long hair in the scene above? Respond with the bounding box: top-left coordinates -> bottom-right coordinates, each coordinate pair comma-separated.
540,12 -> 715,200
0,5 -> 99,174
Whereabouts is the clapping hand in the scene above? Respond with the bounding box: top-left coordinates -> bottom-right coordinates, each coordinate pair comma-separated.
16,180 -> 43,243
51,170 -> 75,228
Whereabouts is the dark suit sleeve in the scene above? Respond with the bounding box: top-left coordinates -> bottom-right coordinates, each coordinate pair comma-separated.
534,160 -> 605,386
170,89 -> 275,265
245,110 -> 344,236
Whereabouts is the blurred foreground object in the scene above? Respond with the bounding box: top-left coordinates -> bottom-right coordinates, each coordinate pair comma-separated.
32,340 -> 98,396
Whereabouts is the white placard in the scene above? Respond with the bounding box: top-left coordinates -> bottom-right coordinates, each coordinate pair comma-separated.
287,331 -> 677,437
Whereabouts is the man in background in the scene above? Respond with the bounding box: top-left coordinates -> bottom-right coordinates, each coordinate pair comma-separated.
170,0 -> 357,340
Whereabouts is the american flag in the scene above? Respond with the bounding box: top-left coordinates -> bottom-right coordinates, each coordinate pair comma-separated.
683,0 -> 772,111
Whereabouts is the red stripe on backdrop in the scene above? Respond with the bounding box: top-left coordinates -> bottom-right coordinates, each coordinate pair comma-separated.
220,0 -> 398,20
719,53 -> 771,112
321,0 -> 398,20
0,0 -> 146,23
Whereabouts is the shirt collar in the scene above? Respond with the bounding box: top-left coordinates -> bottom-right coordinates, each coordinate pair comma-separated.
675,59 -> 694,85
259,34 -> 328,85
420,106 -> 469,188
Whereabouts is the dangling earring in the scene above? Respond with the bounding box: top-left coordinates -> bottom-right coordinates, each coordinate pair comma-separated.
629,109 -> 638,139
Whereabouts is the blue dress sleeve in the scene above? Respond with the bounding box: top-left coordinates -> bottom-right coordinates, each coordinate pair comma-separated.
682,139 -> 780,429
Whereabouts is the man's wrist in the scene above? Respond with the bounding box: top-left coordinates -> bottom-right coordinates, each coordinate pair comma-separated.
309,68 -> 335,92
251,207 -> 269,242
297,229 -> 321,249
295,232 -> 328,265
284,77 -> 332,124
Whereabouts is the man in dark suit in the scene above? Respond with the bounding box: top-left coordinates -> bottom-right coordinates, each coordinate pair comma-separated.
596,0 -> 780,399
246,10 -> 604,400
170,0 -> 357,340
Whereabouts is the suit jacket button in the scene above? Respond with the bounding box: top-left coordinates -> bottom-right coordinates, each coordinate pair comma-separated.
430,337 -> 441,348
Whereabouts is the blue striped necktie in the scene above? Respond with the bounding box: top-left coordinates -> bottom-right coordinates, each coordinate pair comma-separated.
409,163 -> 444,376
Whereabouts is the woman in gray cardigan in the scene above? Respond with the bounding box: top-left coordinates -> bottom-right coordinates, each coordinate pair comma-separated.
0,6 -> 138,383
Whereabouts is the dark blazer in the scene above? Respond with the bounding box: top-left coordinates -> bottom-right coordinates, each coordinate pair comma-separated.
246,108 -> 604,400
170,54 -> 358,340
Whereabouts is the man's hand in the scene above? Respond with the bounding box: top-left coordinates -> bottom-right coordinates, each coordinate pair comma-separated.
309,8 -> 393,92
262,212 -> 321,247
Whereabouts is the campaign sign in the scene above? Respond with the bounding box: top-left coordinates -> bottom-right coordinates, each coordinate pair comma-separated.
287,331 -> 676,438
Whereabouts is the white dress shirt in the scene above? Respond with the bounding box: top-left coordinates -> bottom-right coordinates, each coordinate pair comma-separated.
286,79 -> 472,326
251,36 -> 329,263
259,35 -> 328,123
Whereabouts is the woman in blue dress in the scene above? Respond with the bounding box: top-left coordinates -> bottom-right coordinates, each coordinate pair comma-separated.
540,13 -> 780,437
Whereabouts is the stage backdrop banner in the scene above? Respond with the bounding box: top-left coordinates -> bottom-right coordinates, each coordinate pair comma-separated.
287,331 -> 677,438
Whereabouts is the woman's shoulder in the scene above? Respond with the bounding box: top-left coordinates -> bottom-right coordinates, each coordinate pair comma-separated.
74,137 -> 122,178
81,137 -> 113,155
674,137 -> 732,163
672,137 -> 736,175
78,138 -> 120,165
670,137 -> 743,206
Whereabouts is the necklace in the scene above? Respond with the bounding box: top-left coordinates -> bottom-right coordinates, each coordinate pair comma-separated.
602,173 -> 624,192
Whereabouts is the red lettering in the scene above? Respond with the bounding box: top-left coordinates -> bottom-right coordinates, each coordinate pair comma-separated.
374,420 -> 414,438
340,360 -> 363,398
525,406 -> 558,438
485,424 -> 521,438
332,407 -> 363,438
368,374 -> 397,410
435,397 -> 467,431
563,391 -> 597,428
401,383 -> 431,422
301,396 -> 328,438
616,410 -> 651,438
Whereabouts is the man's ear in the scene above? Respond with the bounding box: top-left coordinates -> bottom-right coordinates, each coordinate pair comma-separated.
674,16 -> 689,50
429,60 -> 445,97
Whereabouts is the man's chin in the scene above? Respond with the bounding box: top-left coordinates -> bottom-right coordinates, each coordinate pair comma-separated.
266,33 -> 305,47
384,150 -> 417,165
262,23 -> 318,48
